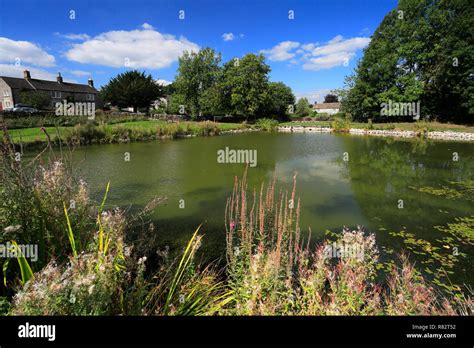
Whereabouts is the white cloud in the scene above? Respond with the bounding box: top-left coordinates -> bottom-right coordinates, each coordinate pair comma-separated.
303,52 -> 355,71
57,33 -> 91,41
301,43 -> 316,51
222,33 -> 235,41
302,36 -> 370,71
328,35 -> 344,44
64,24 -> 200,69
156,79 -> 172,86
0,37 -> 55,67
260,41 -> 300,61
0,63 -> 79,82
222,33 -> 244,41
295,89 -> 332,104
69,69 -> 90,77
261,35 -> 370,71
142,23 -> 155,30
309,37 -> 370,57
0,63 -> 53,80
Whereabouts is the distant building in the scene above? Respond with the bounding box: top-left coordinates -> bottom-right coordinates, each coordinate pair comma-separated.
0,70 -> 101,111
313,102 -> 341,115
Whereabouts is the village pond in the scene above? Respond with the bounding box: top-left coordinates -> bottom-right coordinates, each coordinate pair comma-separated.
44,132 -> 473,292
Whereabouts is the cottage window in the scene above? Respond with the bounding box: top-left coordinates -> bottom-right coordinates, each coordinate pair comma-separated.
52,91 -> 61,98
3,89 -> 9,97
86,93 -> 95,101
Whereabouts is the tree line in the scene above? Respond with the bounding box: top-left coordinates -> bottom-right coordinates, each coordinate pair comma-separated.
100,48 -> 296,119
342,0 -> 473,123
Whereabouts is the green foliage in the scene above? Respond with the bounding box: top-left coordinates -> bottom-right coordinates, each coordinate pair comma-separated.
10,209 -> 129,315
265,82 -> 295,117
324,94 -> 339,103
331,118 -> 351,133
169,49 -> 294,119
344,0 -> 474,123
165,93 -> 187,115
413,120 -> 434,136
254,118 -> 279,131
19,90 -> 51,110
295,97 -> 312,117
221,53 -> 271,118
174,48 -> 222,117
0,296 -> 10,315
0,141 -> 95,273
100,70 -> 163,113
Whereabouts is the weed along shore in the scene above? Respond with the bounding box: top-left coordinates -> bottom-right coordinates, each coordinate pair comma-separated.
4,120 -> 255,147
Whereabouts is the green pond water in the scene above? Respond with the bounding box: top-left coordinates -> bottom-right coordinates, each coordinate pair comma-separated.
64,132 -> 473,290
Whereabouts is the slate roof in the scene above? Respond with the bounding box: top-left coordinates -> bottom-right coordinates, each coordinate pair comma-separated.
0,76 -> 98,94
313,102 -> 340,109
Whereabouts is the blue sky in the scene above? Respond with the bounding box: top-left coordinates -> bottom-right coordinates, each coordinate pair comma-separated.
0,0 -> 397,102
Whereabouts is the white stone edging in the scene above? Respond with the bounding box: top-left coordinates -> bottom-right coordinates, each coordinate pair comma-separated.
278,126 -> 474,142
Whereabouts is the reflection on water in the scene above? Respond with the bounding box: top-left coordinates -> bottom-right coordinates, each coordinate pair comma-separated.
65,132 -> 473,287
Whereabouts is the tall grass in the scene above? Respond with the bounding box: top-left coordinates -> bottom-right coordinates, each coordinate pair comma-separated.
1,128 -> 95,273
223,169 -> 471,315
62,121 -> 222,144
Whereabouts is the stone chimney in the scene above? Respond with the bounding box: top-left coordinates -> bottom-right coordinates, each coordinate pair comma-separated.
24,70 -> 31,79
57,72 -> 63,83
88,77 -> 94,88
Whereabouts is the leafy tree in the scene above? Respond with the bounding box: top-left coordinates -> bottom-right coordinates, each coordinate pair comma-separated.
324,94 -> 339,103
295,97 -> 313,117
221,54 -> 271,119
19,90 -> 50,110
165,93 -> 187,115
101,70 -> 162,113
174,48 -> 222,118
344,0 -> 473,123
264,82 -> 295,118
162,82 -> 176,97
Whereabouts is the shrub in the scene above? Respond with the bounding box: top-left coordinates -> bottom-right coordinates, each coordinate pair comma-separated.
10,210 -> 129,315
255,118 -> 279,131
331,118 -> 351,133
1,139 -> 95,272
367,119 -> 374,130
192,121 -> 220,136
65,123 -> 106,144
414,120 -> 434,137
313,113 -> 332,121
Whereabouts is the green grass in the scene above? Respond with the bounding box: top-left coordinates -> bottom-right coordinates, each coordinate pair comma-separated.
281,121 -> 474,133
7,126 -> 68,143
6,121 -> 245,144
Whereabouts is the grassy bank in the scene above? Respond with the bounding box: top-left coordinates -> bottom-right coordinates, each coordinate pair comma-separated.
281,120 -> 474,133
5,120 -> 247,145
